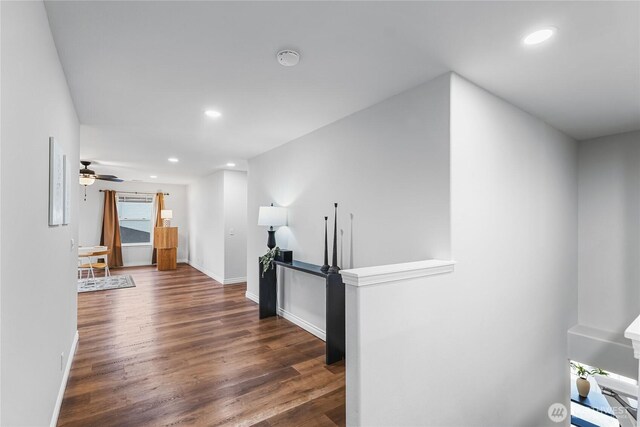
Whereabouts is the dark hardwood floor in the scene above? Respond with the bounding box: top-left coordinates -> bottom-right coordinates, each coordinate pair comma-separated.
58,264 -> 345,427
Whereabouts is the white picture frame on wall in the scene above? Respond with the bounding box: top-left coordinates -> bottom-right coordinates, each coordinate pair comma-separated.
63,154 -> 71,225
49,137 -> 65,226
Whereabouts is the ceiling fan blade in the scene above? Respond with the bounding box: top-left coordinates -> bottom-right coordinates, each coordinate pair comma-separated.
96,176 -> 124,182
95,174 -> 118,179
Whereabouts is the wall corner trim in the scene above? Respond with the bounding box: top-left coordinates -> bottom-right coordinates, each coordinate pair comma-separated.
340,259 -> 455,287
50,330 -> 79,427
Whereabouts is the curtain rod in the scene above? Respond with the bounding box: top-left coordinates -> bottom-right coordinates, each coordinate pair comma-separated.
99,190 -> 169,196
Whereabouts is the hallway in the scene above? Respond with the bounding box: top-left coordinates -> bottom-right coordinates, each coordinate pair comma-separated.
58,264 -> 345,426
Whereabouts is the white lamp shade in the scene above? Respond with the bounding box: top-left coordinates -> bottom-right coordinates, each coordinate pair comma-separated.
258,206 -> 287,227
161,209 -> 173,219
79,175 -> 95,186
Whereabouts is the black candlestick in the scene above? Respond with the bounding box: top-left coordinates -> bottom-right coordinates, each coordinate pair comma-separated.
328,203 -> 340,274
321,216 -> 329,272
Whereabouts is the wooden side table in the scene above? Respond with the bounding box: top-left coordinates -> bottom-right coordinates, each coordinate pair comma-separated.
154,227 -> 178,271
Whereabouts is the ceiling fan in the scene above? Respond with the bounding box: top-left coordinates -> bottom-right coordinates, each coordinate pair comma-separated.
79,160 -> 123,200
79,160 -> 123,185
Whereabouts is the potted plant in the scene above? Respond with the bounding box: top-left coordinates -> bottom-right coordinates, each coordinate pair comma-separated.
259,247 -> 280,278
570,362 -> 608,398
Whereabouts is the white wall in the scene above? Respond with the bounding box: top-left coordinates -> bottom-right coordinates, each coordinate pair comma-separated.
346,73 -> 579,426
1,2 -> 79,425
78,180 -> 189,266
246,73 -> 451,336
189,170 -> 247,284
189,171 -> 225,280
444,74 -> 577,425
223,171 -> 248,281
571,130 -> 640,379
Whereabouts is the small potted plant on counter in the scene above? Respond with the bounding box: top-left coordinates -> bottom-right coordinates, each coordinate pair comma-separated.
259,247 -> 280,278
570,362 -> 608,398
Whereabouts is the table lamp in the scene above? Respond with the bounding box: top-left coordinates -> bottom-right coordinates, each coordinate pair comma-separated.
161,209 -> 173,227
258,204 -> 287,249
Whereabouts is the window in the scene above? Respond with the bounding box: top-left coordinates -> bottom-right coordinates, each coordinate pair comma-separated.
117,194 -> 154,244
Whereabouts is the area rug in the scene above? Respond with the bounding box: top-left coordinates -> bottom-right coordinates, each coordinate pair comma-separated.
78,275 -> 136,293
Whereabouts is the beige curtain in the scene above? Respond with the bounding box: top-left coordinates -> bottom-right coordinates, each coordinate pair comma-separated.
100,190 -> 123,268
151,192 -> 165,264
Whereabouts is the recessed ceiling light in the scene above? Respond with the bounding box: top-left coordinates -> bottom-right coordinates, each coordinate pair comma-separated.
523,27 -> 556,45
226,162 -> 236,167
150,175 -> 157,178
168,158 -> 179,163
205,110 -> 222,118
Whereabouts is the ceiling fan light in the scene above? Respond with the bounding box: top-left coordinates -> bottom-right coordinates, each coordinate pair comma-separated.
79,175 -> 96,186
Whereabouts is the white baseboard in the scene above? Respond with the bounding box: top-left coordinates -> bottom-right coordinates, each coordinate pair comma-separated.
119,259 -> 189,268
188,261 -> 245,285
278,307 -> 326,341
188,261 -> 224,284
244,292 -> 325,341
50,330 -> 79,427
245,291 -> 259,304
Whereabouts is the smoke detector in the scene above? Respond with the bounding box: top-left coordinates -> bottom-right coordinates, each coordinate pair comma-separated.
276,50 -> 300,67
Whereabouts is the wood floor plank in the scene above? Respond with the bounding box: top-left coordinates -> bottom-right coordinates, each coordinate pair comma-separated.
58,264 -> 345,427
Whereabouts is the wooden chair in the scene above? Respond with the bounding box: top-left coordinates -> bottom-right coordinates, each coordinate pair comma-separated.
78,249 -> 110,278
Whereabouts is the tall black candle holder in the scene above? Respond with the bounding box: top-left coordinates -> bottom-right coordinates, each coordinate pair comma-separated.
328,203 -> 340,274
321,216 -> 329,272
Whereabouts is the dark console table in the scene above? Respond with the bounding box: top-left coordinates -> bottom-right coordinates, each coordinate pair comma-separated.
258,259 -> 345,365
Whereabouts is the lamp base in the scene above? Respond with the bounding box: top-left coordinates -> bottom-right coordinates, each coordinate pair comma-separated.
267,229 -> 276,249
162,219 -> 171,227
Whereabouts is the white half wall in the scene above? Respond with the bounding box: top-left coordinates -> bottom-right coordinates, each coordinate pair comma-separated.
1,1 -> 79,425
78,179 -> 189,266
572,130 -> 640,379
344,73 -> 578,426
189,170 -> 247,284
246,73 -> 451,335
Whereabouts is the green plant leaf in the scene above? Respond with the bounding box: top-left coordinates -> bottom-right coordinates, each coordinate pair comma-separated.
259,247 -> 281,277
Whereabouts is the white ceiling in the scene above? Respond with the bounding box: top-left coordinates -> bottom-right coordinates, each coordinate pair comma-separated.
45,1 -> 640,184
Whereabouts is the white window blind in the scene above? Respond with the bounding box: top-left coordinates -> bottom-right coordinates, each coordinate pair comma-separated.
117,194 -> 154,203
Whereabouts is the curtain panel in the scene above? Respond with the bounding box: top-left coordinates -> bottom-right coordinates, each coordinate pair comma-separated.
100,190 -> 124,267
